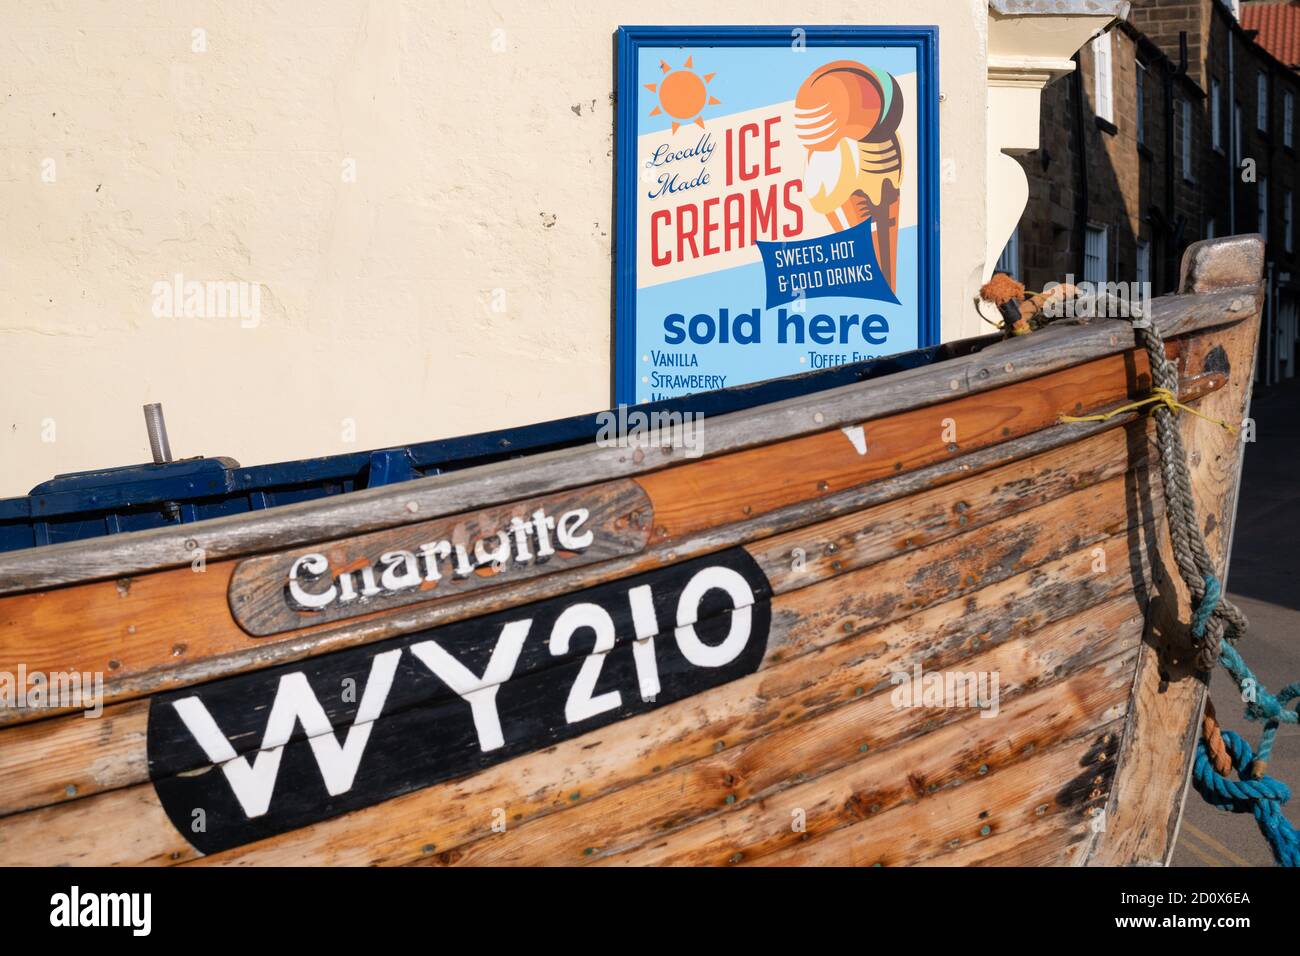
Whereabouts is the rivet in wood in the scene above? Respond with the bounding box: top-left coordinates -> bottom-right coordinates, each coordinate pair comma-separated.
872,862 -> 883,867
1004,362 -> 1014,373
742,505 -> 752,515
656,525 -> 668,537
978,368 -> 989,379
730,852 -> 744,864
870,803 -> 881,813
406,501 -> 419,514
859,743 -> 870,753
725,794 -> 736,805
115,578 -> 131,597
978,764 -> 988,775
832,560 -> 842,571
569,791 -> 581,801
980,825 -> 991,836
172,643 -> 186,657
583,847 -> 596,856
127,625 -> 136,635
184,539 -> 198,551
422,843 -> 435,854
957,515 -> 968,525
813,412 -> 825,424
65,784 -> 77,797
949,378 -> 960,390
947,443 -> 958,453
817,480 -> 830,491
843,621 -> 854,633
714,740 -> 725,752
1035,804 -> 1048,816
108,659 -> 121,670
854,686 -> 864,697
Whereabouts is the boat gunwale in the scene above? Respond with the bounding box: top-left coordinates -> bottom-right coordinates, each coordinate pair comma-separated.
0,282 -> 1261,596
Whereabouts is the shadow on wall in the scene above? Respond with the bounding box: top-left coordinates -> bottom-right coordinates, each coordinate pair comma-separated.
1012,47 -> 1181,300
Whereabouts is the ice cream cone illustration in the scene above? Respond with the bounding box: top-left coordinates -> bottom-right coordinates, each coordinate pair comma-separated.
796,62 -> 905,290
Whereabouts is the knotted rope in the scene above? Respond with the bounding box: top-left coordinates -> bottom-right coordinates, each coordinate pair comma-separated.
1060,295 -> 1300,865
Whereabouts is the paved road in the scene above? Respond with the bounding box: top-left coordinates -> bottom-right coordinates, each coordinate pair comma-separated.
1171,375 -> 1300,867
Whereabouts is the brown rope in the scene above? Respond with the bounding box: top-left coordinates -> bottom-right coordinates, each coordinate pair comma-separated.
1202,697 -> 1234,777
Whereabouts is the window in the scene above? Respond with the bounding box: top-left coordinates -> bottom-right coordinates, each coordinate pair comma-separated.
996,225 -> 1020,279
1259,176 -> 1269,241
1286,191 -> 1294,254
1181,97 -> 1194,181
1258,71 -> 1269,132
1286,91 -> 1295,149
1084,225 -> 1109,284
1212,79 -> 1223,152
1136,63 -> 1147,145
1093,33 -> 1114,123
1136,240 -> 1151,287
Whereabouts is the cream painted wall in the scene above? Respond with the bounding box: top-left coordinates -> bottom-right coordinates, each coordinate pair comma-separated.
0,0 -> 990,497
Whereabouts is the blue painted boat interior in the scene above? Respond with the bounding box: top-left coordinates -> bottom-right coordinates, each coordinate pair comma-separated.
0,338 -> 994,554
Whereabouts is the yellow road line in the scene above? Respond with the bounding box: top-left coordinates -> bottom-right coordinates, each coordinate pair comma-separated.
1182,821 -> 1252,867
1178,833 -> 1225,867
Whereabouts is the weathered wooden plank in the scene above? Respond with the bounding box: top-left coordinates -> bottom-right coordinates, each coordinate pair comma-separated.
0,519 -> 1156,866
0,289 -> 1250,596
0,416 -> 1157,725
1085,302 -> 1262,866
566,613 -> 1141,868
0,699 -> 149,817
750,718 -> 1125,866
915,815 -> 1092,867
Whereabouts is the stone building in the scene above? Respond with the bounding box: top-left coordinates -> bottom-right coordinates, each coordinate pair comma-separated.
1003,0 -> 1300,383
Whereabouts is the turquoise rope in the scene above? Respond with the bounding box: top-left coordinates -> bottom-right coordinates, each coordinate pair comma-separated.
1192,574 -> 1300,864
1195,729 -> 1300,866
1191,573 -> 1221,640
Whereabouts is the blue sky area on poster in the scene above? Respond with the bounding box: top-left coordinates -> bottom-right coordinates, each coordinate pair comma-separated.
633,44 -> 921,402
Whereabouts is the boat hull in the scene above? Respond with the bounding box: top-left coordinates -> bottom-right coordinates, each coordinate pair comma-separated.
0,237 -> 1265,866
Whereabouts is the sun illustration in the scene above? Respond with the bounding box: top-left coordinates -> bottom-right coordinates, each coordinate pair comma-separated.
645,56 -> 720,133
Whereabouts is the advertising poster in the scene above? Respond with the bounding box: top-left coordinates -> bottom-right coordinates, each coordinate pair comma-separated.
614,26 -> 939,405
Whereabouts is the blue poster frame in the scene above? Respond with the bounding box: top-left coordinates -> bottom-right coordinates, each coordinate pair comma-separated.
613,24 -> 941,406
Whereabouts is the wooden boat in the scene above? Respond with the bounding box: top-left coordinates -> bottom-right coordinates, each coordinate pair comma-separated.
0,236 -> 1264,867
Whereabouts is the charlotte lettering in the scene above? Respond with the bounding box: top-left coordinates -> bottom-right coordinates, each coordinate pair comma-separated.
286,506 -> 595,611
